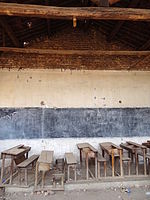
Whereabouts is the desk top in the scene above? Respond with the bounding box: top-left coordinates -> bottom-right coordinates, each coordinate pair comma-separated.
100,142 -> 122,150
77,143 -> 97,152
2,145 -> 31,156
65,153 -> 77,164
142,141 -> 150,148
126,141 -> 146,149
100,142 -> 122,155
38,150 -> 54,164
120,143 -> 135,151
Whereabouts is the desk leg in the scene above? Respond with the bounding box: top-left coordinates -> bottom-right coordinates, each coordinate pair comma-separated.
95,154 -> 98,179
119,150 -> 123,177
67,165 -> 70,182
143,149 -> 146,175
41,171 -> 45,188
80,150 -> 82,165
26,152 -> 29,159
86,153 -> 89,180
25,168 -> 28,186
135,151 -> 139,175
102,149 -> 104,157
10,157 -> 14,185
74,165 -> 77,181
112,150 -> 114,177
35,162 -> 39,188
1,154 -> 5,184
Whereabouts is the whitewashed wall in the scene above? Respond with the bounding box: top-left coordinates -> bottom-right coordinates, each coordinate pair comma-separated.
0,69 -> 149,156
0,69 -> 150,108
0,137 -> 150,161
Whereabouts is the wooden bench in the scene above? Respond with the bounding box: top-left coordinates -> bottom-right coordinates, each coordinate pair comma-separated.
17,155 -> 39,186
97,153 -> 106,178
65,153 -> 77,182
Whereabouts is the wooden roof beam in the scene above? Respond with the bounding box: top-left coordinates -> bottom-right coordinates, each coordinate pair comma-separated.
0,17 -> 20,47
0,3 -> 150,21
0,47 -> 150,56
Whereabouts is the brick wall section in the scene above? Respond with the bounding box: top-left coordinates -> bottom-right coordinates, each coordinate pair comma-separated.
0,24 -> 150,70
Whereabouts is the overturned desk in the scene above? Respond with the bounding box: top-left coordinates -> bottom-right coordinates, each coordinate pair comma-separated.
100,142 -> 123,177
77,143 -> 98,180
1,145 -> 31,184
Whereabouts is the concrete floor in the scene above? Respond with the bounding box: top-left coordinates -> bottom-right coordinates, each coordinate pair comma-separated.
4,186 -> 150,200
2,156 -> 150,200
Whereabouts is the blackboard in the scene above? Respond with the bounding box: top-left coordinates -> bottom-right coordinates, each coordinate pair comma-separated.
0,108 -> 149,139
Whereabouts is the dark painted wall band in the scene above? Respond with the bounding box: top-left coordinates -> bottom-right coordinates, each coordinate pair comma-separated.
0,108 -> 149,139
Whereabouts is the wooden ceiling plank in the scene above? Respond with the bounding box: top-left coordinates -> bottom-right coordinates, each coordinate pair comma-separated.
0,17 -> 20,47
0,3 -> 150,21
0,47 -> 150,56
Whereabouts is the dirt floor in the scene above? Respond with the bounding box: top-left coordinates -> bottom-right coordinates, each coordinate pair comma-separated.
4,186 -> 150,200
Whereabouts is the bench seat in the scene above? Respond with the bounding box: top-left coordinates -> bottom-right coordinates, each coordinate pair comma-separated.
65,153 -> 77,181
18,155 -> 39,168
17,154 -> 39,186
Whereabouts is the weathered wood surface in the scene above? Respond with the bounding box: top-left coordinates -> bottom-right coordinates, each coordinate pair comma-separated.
0,3 -> 150,21
35,151 -> 54,188
2,145 -> 31,157
100,142 -> 123,177
38,151 -> 54,164
126,141 -> 147,149
17,155 -> 39,168
77,143 -> 97,152
100,142 -> 122,154
1,47 -> 150,56
142,141 -> 150,148
120,143 -> 135,152
65,153 -> 77,164
77,143 -> 98,179
121,141 -> 147,175
98,153 -> 106,162
1,145 -> 31,185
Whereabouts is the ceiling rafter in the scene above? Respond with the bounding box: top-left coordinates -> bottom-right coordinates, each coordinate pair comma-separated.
108,0 -> 140,42
0,17 -> 20,47
138,39 -> 150,50
45,0 -> 51,37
